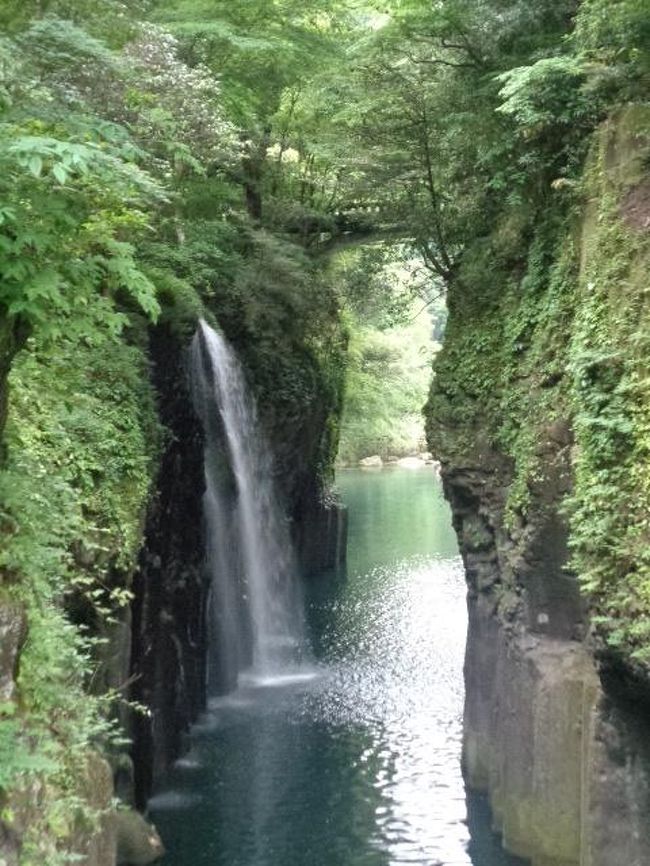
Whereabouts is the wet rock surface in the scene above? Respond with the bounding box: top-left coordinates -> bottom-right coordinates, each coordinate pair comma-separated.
0,599 -> 26,701
115,810 -> 164,865
295,498 -> 348,574
129,324 -> 209,809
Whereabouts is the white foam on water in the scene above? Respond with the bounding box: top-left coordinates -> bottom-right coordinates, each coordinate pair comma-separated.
207,693 -> 254,711
174,754 -> 202,771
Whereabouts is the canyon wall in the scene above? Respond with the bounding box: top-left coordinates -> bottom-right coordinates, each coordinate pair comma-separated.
427,106 -> 650,866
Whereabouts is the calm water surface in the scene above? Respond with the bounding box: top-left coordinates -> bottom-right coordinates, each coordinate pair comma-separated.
150,467 -> 525,866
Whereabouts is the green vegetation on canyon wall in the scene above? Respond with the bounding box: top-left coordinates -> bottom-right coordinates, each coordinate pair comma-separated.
0,317 -> 160,863
1,0 -> 650,861
416,0 -> 650,665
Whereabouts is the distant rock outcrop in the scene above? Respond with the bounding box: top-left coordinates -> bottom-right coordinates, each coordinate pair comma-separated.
359,454 -> 383,467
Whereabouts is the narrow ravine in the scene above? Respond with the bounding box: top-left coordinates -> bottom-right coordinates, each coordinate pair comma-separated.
149,468 -> 526,866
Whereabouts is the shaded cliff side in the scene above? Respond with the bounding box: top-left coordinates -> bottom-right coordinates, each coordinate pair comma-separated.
128,323 -> 208,811
426,106 -> 650,865
0,314 -> 161,866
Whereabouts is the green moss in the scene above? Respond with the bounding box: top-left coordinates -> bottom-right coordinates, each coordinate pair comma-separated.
426,202 -> 576,522
147,265 -> 207,342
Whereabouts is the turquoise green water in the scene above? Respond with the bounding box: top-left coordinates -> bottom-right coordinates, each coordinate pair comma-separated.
150,467 -> 526,866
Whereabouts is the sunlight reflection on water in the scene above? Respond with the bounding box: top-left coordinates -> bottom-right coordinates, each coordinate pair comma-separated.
150,469 -> 525,866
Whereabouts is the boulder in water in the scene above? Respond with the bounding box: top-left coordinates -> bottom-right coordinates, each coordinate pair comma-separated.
359,455 -> 383,467
115,810 -> 164,865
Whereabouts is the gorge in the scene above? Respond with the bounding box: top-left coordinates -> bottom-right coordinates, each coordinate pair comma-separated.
1,2 -> 650,866
148,465 -> 525,866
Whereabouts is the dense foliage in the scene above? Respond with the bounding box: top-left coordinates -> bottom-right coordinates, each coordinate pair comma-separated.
0,317 -> 160,863
0,2 -> 352,859
1,0 -> 650,859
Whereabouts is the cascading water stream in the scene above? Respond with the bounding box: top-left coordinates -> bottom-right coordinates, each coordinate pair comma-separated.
191,320 -> 305,689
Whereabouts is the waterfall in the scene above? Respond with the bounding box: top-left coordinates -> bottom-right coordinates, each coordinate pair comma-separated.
191,320 -> 305,690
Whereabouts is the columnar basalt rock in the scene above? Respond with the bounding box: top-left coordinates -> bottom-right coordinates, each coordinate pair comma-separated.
295,498 -> 348,574
440,447 -> 650,866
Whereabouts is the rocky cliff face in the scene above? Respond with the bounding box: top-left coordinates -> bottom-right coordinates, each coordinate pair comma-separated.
129,324 -> 208,809
427,107 -> 650,866
441,452 -> 650,866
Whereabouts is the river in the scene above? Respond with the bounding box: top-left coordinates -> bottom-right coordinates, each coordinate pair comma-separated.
149,466 -> 526,866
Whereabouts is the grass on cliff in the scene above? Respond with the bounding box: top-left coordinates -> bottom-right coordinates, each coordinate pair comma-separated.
566,107 -> 650,659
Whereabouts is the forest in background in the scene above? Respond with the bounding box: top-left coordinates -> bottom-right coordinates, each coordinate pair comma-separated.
0,0 -> 649,862
335,249 -> 443,463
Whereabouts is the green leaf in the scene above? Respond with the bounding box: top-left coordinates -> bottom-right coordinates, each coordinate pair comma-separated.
52,163 -> 67,185
28,154 -> 43,177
